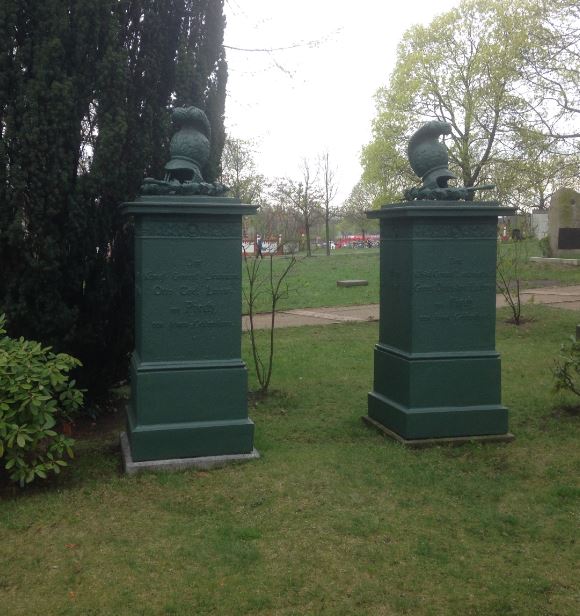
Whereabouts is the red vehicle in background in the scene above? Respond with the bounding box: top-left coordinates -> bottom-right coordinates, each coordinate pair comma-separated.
335,235 -> 380,249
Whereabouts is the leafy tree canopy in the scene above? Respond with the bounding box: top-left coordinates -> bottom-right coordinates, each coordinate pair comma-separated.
362,0 -> 580,210
220,137 -> 266,204
340,180 -> 379,238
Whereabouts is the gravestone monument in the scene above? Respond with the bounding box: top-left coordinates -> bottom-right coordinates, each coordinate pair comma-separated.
548,188 -> 580,256
120,106 -> 259,473
364,121 -> 515,445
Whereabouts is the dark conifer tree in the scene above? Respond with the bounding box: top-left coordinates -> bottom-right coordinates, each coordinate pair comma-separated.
0,1 -> 228,398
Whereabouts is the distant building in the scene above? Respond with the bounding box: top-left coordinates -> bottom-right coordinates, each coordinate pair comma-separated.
549,188 -> 580,255
531,210 -> 549,239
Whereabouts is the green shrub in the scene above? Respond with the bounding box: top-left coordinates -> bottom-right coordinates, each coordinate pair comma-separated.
553,334 -> 580,399
0,314 -> 84,486
539,236 -> 552,257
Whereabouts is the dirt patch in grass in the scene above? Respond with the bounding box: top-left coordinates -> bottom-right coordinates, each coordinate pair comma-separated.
551,404 -> 580,418
71,398 -> 125,440
73,412 -> 124,440
501,316 -> 536,326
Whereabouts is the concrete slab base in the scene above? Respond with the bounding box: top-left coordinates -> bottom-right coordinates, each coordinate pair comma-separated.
362,416 -> 515,449
284,308 -> 359,323
337,279 -> 369,287
120,431 -> 260,475
529,257 -> 580,266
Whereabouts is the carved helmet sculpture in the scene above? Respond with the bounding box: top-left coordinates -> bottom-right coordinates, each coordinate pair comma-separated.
164,106 -> 211,184
407,120 -> 457,190
404,120 -> 494,201
139,105 -> 227,196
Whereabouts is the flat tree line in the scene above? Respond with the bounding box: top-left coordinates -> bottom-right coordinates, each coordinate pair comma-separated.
0,1 -> 228,398
221,139 -> 381,254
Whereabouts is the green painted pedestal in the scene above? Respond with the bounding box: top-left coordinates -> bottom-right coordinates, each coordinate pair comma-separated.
121,196 -> 258,463
366,202 -> 515,444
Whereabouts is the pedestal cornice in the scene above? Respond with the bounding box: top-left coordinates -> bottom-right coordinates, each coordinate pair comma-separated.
121,195 -> 258,217
367,201 -> 515,219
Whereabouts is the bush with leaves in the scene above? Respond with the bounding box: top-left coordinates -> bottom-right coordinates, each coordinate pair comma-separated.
0,315 -> 83,486
553,334 -> 580,400
539,236 -> 553,258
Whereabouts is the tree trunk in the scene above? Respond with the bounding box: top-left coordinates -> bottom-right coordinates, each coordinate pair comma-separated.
305,218 -> 312,257
325,208 -> 330,256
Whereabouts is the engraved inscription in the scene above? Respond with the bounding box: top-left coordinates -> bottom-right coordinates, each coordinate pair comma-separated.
382,220 -> 496,240
179,286 -> 200,296
184,302 -> 215,314
414,223 -> 496,239
142,257 -> 236,335
145,271 -> 167,280
413,256 -> 492,323
138,219 -> 239,238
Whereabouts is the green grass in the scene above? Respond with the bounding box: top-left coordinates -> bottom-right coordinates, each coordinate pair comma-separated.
497,239 -> 580,289
244,241 -> 580,314
1,305 -> 579,615
243,248 -> 381,314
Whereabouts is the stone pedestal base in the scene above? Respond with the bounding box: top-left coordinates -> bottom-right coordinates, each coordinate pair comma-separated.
121,195 -> 258,464
362,416 -> 514,448
366,201 -> 515,442
368,342 -> 508,439
126,354 -> 255,462
121,431 -> 260,475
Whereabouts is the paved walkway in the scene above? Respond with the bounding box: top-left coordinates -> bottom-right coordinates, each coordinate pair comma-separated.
243,285 -> 580,330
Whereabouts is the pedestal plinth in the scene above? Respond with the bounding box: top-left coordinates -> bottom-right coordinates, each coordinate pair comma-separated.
121,196 -> 258,464
366,201 -> 515,444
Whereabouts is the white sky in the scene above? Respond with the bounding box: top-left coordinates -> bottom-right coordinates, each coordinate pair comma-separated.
223,0 -> 459,204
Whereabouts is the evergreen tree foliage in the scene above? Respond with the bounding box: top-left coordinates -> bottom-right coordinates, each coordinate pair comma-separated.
0,1 -> 228,398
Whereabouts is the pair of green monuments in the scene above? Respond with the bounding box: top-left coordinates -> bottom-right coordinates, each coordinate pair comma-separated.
120,110 -> 513,474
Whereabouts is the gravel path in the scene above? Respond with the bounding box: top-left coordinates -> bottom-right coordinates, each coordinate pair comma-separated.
243,285 -> 580,330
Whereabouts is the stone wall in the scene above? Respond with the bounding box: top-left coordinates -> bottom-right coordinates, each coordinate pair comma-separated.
548,188 -> 580,256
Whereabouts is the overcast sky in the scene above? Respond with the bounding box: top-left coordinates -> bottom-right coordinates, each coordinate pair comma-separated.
223,0 -> 460,204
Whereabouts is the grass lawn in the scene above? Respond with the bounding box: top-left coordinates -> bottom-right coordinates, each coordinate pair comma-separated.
243,248 -> 381,313
1,305 -> 579,615
243,241 -> 580,314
